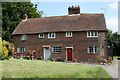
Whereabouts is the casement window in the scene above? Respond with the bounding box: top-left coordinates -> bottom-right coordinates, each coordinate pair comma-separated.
21,35 -> 27,40
39,33 -> 44,38
52,46 -> 62,53
48,33 -> 56,38
66,32 -> 73,37
87,46 -> 98,53
87,31 -> 98,37
17,47 -> 25,53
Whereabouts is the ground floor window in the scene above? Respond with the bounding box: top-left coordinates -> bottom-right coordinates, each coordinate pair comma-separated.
87,46 -> 98,53
52,46 -> 62,53
17,47 -> 25,53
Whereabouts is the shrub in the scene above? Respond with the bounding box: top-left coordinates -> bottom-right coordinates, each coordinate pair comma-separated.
2,40 -> 9,60
1,40 -> 14,60
55,57 -> 64,62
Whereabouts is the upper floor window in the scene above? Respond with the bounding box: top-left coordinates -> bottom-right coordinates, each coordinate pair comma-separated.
48,33 -> 56,38
66,32 -> 72,37
87,46 -> 98,54
39,33 -> 44,38
87,31 -> 98,37
17,47 -> 25,53
52,46 -> 62,53
21,35 -> 27,41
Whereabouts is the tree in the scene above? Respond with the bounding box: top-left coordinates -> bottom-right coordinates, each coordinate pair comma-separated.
2,2 -> 42,41
107,29 -> 120,56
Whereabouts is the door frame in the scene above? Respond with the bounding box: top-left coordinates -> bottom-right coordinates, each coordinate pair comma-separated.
43,45 -> 51,60
65,47 -> 74,61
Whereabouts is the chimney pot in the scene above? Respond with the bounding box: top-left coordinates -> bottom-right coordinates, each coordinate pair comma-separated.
23,14 -> 28,21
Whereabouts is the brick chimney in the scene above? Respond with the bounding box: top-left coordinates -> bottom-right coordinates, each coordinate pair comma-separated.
68,5 -> 80,15
22,14 -> 28,21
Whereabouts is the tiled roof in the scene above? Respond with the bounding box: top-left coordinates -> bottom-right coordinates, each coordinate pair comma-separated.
12,14 -> 107,35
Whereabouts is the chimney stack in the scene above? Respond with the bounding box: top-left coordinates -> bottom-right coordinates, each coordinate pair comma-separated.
23,14 -> 28,21
68,5 -> 80,15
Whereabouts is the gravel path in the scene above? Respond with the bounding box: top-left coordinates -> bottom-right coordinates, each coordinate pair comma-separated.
74,59 -> 119,79
100,60 -> 119,79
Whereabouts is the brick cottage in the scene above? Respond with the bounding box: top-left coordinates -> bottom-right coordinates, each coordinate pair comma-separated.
12,6 -> 107,62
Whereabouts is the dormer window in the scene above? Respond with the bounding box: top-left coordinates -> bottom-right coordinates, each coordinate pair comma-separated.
39,33 -> 44,38
21,35 -> 27,41
87,31 -> 98,37
66,32 -> 72,37
48,33 -> 56,38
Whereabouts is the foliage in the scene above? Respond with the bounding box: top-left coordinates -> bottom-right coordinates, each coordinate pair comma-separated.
2,2 -> 42,41
2,40 -> 9,59
98,56 -> 113,65
1,59 -> 111,78
2,30 -> 11,42
1,40 -> 14,60
107,29 -> 120,56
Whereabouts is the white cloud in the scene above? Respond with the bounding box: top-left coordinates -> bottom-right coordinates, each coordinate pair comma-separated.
106,18 -> 118,32
109,2 -> 118,10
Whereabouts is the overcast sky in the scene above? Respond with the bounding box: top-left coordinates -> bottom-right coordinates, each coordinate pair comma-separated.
32,1 -> 118,32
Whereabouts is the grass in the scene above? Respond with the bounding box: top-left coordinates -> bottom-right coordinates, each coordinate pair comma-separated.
1,59 -> 111,78
113,56 -> 120,59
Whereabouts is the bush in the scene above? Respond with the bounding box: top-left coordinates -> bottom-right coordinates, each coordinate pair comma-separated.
2,40 -> 9,60
0,39 -> 14,60
55,57 -> 64,62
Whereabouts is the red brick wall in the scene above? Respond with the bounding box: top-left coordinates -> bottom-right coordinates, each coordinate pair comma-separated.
12,31 -> 106,62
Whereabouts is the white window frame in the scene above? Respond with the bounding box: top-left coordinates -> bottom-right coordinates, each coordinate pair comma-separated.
87,46 -> 98,54
17,47 -> 25,53
87,31 -> 98,37
52,46 -> 62,53
48,33 -> 56,39
38,33 -> 44,38
21,35 -> 27,41
66,32 -> 73,37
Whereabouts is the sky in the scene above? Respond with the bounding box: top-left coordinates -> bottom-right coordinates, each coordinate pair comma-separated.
32,1 -> 118,33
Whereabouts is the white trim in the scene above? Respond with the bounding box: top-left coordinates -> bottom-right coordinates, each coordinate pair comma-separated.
52,46 -> 62,53
66,32 -> 73,37
65,47 -> 74,61
21,34 -> 27,41
87,31 -> 98,38
87,46 -> 98,54
17,47 -> 25,53
48,32 -> 56,39
38,33 -> 44,38
65,47 -> 73,49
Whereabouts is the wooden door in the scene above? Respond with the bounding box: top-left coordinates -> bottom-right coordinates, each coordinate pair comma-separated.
67,48 -> 72,61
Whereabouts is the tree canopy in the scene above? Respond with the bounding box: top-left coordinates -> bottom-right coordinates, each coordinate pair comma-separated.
107,29 -> 120,56
2,2 -> 42,41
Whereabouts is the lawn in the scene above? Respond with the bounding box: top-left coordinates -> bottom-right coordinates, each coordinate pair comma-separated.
1,59 -> 111,78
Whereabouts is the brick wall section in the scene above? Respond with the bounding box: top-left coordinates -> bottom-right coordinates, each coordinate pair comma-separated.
12,31 -> 106,62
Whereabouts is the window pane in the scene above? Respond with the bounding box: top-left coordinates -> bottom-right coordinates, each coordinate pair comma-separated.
89,46 -> 93,53
52,46 -> 62,53
91,32 -> 94,36
95,46 -> 98,53
95,32 -> 98,36
88,32 -> 90,36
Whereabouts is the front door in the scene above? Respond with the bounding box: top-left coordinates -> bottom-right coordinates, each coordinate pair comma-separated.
43,47 -> 50,60
67,48 -> 72,61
